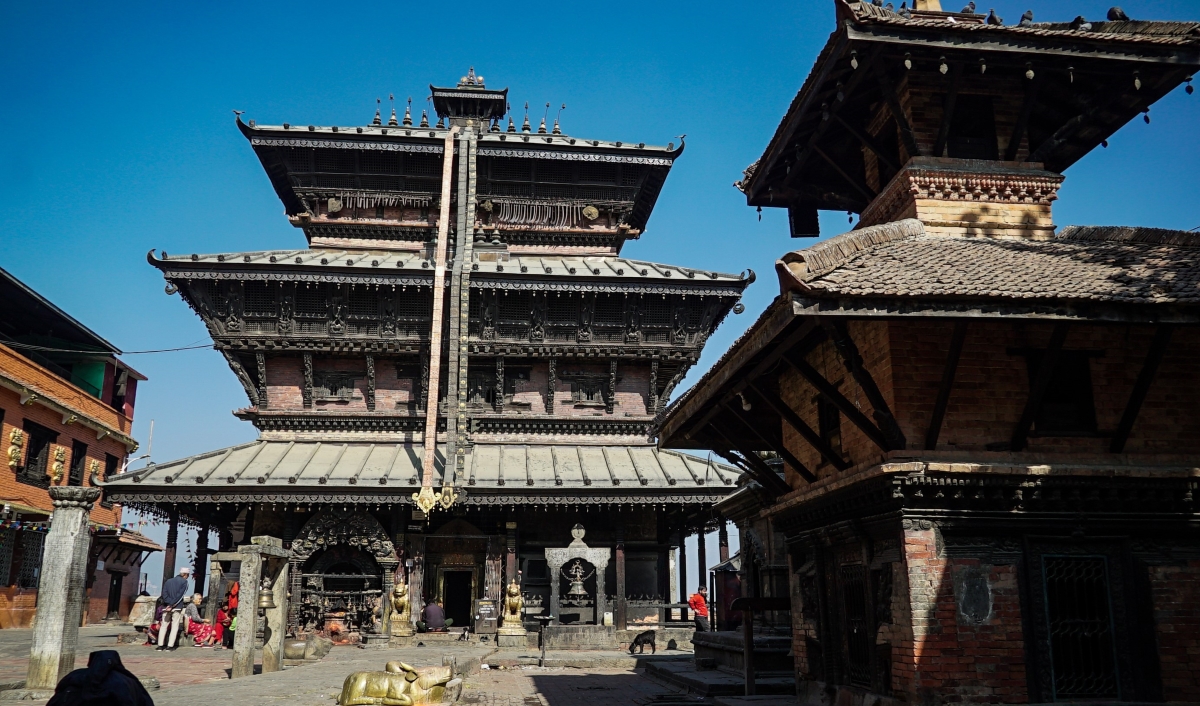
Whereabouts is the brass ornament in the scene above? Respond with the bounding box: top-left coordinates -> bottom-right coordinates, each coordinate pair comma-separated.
51,447 -> 66,484
581,205 -> 599,221
338,661 -> 458,706
412,486 -> 438,514
7,430 -> 24,470
437,486 -> 459,511
89,459 -> 102,485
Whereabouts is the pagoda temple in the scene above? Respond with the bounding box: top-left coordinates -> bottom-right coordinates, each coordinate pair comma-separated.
105,70 -> 751,644
660,2 -> 1200,703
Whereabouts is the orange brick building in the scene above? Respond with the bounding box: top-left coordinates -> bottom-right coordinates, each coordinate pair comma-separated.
0,266 -> 159,628
660,3 -> 1200,703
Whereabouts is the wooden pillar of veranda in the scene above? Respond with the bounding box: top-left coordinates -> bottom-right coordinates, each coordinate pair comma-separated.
615,526 -> 627,630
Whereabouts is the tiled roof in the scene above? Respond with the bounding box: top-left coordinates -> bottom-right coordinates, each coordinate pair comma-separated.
778,220 -> 1200,304
150,249 -> 748,286
102,440 -> 740,505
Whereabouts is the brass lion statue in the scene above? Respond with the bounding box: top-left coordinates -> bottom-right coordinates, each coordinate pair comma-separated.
389,582 -> 413,637
338,661 -> 460,706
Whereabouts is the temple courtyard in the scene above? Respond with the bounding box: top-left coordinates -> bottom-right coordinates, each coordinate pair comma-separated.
0,626 -> 731,705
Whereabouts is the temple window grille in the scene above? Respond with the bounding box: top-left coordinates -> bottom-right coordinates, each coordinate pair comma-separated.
19,420 -> 56,489
839,563 -> 873,687
548,297 -> 577,324
467,370 -> 496,407
0,529 -> 15,586
404,153 -> 440,177
295,287 -> 327,317
243,282 -> 277,317
313,372 -> 359,402
17,531 -> 45,589
579,163 -> 618,184
68,441 -> 88,487
349,288 -> 378,318
1042,555 -> 1120,700
594,295 -> 623,325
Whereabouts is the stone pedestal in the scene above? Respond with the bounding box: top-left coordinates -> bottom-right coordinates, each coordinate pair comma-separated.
25,487 -> 101,695
496,633 -> 526,647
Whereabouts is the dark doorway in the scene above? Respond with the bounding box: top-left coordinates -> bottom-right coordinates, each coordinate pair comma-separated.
443,571 -> 473,627
106,572 -> 124,619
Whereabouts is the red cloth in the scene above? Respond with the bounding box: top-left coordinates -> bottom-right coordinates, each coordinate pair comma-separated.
688,593 -> 709,618
227,584 -> 239,610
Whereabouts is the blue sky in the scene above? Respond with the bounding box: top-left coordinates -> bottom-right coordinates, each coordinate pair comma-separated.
3,0 -> 1198,590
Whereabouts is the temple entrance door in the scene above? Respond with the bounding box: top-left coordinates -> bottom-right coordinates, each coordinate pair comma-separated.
443,570 -> 473,627
105,572 -> 124,619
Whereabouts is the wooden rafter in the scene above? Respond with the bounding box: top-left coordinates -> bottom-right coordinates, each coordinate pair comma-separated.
1004,74 -> 1043,161
1010,322 -> 1070,451
722,403 -> 818,484
746,382 -> 850,471
875,66 -> 922,160
813,145 -> 876,201
924,321 -> 968,450
707,424 -> 792,496
932,62 -> 964,158
1110,325 -> 1173,453
782,350 -> 892,452
822,321 -> 907,450
834,114 -> 899,173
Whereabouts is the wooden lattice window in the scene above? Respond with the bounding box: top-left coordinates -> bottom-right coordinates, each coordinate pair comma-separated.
548,297 -> 577,324
490,157 -> 532,182
313,372 -> 359,402
349,288 -> 378,318
17,531 -> 44,589
947,94 -> 999,160
19,421 -> 56,489
243,282 -> 276,317
68,440 -> 87,487
578,163 -> 617,184
594,295 -> 623,325
536,161 -> 573,183
295,287 -> 327,317
0,529 -> 15,586
1042,555 -> 1119,699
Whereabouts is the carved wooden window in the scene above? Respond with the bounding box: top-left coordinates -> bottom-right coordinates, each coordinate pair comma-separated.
489,157 -> 532,182
313,372 -> 359,402
565,375 -> 606,405
16,531 -> 44,589
595,296 -> 623,325
295,287 -> 327,317
68,440 -> 87,487
838,564 -> 872,687
498,292 -> 531,340
284,147 -> 312,172
1041,556 -> 1119,699
1024,351 -> 1098,435
349,288 -> 378,318
403,153 -> 441,177
644,298 -> 672,326
19,420 -> 56,489
360,151 -> 398,174
579,163 -> 617,184
503,367 -> 532,400
0,529 -> 14,586
621,165 -> 647,187
548,297 -> 577,323
243,282 -> 276,317
467,370 -> 496,407
536,161 -> 574,184
947,94 -> 999,160
315,149 -> 355,173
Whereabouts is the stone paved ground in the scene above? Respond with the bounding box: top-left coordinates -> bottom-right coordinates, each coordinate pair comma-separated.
0,627 -> 692,705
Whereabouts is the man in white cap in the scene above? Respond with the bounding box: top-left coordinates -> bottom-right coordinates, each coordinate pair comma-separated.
156,567 -> 192,650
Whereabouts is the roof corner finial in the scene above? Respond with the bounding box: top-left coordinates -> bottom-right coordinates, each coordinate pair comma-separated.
521,102 -> 532,132
490,117 -> 501,133
436,114 -> 446,129
372,98 -> 382,126
552,103 -> 565,135
420,109 -> 430,128
538,102 -> 550,134
403,96 -> 413,126
388,93 -> 399,126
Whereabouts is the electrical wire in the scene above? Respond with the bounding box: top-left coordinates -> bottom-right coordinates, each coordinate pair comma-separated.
0,339 -> 212,355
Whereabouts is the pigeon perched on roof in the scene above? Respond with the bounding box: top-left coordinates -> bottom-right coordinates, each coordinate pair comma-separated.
986,8 -> 1003,25
1108,6 -> 1130,21
1018,9 -> 1033,26
961,1 -> 976,13
899,1 -> 912,18
1069,15 -> 1093,31
872,0 -> 884,6
885,2 -> 894,10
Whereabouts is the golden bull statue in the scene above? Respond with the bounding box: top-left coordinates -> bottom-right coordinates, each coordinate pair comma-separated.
338,661 -> 460,706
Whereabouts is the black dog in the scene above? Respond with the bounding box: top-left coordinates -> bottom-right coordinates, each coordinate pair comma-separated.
628,629 -> 657,655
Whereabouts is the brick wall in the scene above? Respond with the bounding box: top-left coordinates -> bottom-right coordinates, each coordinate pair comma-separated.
1148,559 -> 1200,699
896,525 -> 1028,703
903,71 -> 1030,160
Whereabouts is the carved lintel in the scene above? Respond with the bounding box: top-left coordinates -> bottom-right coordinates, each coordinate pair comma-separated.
302,353 -> 313,409
366,354 -> 376,412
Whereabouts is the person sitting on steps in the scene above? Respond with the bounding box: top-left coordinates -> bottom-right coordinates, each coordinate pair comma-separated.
416,600 -> 454,633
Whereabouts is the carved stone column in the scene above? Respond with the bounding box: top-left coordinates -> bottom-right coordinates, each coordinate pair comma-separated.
262,554 -> 288,673
231,549 -> 261,679
26,487 -> 100,693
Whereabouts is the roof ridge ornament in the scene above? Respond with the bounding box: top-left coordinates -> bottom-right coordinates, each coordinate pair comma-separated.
552,103 -> 565,135
403,96 -> 413,126
522,102 -> 531,132
458,66 -> 484,88
372,98 -> 382,126
388,94 -> 399,127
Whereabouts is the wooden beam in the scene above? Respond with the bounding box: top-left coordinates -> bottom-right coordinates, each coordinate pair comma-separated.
707,424 -> 792,496
875,66 -> 922,159
782,350 -> 892,452
745,382 -> 850,471
823,321 -> 907,450
813,145 -> 877,201
833,114 -> 899,173
924,321 -> 968,450
1004,74 -> 1042,161
933,62 -> 965,158
723,402 -> 818,484
1010,322 -> 1070,451
1110,325 -> 1173,453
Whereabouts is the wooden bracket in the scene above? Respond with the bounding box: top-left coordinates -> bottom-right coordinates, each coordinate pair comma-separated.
924,321 -> 968,450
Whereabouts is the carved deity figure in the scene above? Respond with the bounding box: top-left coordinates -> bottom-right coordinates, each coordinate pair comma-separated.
498,580 -> 525,635
278,294 -> 294,334
338,661 -> 459,706
389,582 -> 413,637
6,429 -> 22,470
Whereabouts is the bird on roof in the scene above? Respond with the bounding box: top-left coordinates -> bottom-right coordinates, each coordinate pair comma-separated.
1018,9 -> 1033,26
986,8 -> 1003,25
1069,15 -> 1093,30
872,0 -> 884,6
961,1 -> 975,12
885,2 -> 894,9
899,1 -> 912,18
1107,6 -> 1130,21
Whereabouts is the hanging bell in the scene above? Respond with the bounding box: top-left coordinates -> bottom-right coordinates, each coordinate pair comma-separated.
258,590 -> 277,610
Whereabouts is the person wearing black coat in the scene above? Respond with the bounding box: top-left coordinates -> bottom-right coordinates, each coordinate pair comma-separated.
47,650 -> 154,706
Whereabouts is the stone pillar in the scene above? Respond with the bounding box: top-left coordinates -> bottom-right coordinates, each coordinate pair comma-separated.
26,487 -> 100,693
719,522 -> 730,563
594,558 -> 607,626
667,547 -> 677,604
205,559 -> 223,632
231,549 -> 261,679
261,557 -> 288,673
615,528 -> 627,630
547,558 -> 562,626
161,510 -> 179,593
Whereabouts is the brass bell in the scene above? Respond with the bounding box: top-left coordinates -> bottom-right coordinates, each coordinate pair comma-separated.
258,590 -> 277,610
567,579 -> 588,597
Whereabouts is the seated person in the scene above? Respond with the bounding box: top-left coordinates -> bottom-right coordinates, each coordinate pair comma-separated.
416,601 -> 454,632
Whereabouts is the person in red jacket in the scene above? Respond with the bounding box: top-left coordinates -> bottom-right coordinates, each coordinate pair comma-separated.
687,586 -> 710,633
